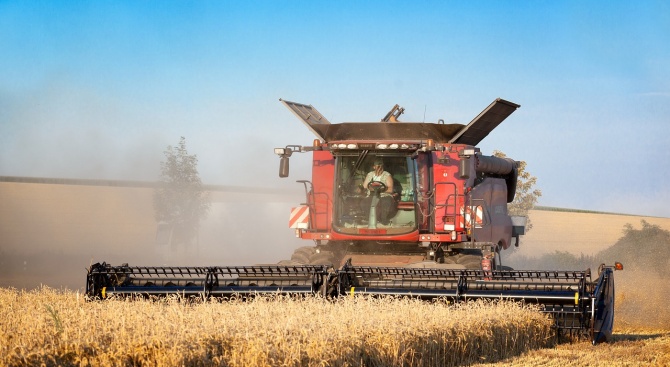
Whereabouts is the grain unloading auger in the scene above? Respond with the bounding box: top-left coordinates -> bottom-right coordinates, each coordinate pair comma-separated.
86,98 -> 623,344
86,261 -> 622,344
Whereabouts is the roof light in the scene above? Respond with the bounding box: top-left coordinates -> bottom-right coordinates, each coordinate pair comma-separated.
337,143 -> 347,149
274,148 -> 286,155
389,143 -> 399,149
400,144 -> 409,149
377,143 -> 388,149
347,143 -> 357,149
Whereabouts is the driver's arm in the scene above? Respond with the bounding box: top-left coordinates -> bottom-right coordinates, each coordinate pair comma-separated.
362,172 -> 372,190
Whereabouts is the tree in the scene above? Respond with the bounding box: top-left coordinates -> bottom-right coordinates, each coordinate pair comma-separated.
493,150 -> 542,231
153,137 -> 210,248
597,220 -> 670,273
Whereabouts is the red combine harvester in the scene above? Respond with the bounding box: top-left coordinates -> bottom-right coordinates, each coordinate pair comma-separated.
86,98 -> 622,344
276,98 -> 524,271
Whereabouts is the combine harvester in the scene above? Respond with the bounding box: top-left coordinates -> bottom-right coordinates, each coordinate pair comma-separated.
87,98 -> 622,344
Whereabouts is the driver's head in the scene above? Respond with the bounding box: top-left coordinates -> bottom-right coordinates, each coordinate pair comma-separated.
372,158 -> 384,173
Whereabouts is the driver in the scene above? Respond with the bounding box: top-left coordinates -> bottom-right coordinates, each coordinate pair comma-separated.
360,158 -> 395,225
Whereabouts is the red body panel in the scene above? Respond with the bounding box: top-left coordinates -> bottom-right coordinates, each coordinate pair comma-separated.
310,150 -> 335,231
329,230 -> 420,242
432,150 -> 465,234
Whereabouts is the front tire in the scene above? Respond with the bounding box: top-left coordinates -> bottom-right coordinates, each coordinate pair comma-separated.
452,250 -> 483,269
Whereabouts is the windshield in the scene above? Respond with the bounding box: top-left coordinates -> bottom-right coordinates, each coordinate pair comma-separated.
333,153 -> 416,235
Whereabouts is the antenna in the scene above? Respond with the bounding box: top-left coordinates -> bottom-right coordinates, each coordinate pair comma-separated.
423,105 -> 427,122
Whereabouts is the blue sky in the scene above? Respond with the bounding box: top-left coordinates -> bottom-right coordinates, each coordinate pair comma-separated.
1,1 -> 669,216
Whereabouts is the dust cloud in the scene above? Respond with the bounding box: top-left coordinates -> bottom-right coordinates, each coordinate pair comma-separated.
0,181 -> 306,290
0,81 -> 316,290
615,270 -> 670,330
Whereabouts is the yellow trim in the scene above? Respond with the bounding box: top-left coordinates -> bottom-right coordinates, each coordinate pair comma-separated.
574,292 -> 579,305
102,287 -> 106,299
350,287 -> 355,297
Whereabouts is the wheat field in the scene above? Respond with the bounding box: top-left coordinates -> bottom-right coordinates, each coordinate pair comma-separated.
0,287 -> 554,367
3,271 -> 668,367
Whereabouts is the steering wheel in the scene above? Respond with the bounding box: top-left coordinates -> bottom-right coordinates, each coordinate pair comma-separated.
367,181 -> 387,194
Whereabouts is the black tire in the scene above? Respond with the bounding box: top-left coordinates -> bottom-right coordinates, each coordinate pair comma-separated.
456,254 -> 482,269
281,246 -> 338,266
308,251 -> 335,265
292,246 -> 316,257
291,252 -> 310,264
290,246 -> 316,263
441,256 -> 457,264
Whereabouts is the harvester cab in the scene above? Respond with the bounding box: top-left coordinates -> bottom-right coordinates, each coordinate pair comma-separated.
276,98 -> 523,270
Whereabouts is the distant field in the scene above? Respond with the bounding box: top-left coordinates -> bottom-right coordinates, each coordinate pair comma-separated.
517,208 -> 670,257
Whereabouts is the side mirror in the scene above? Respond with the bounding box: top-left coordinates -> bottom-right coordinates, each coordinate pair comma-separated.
279,156 -> 290,178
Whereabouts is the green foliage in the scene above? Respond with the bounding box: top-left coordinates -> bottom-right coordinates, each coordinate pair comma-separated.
493,150 -> 542,231
596,220 -> 670,272
153,137 -> 210,247
45,304 -> 63,336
